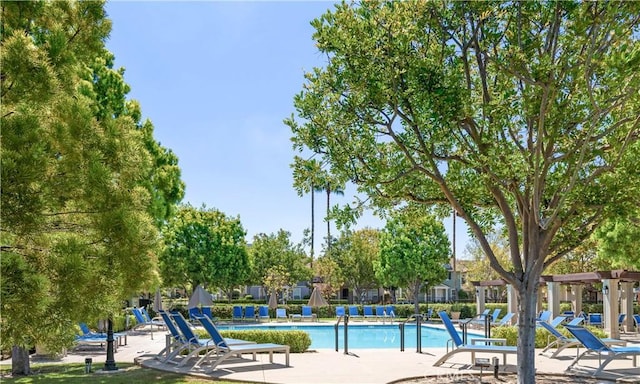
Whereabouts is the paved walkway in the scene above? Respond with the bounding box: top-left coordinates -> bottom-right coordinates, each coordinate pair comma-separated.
5,323 -> 640,383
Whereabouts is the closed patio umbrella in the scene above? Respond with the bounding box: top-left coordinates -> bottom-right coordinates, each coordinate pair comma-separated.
188,284 -> 214,309
152,289 -> 163,312
307,286 -> 328,307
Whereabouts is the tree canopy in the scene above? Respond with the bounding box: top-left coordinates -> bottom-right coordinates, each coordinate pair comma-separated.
330,228 -> 380,303
249,230 -> 312,293
313,255 -> 344,304
593,212 -> 640,270
287,2 -> 640,382
375,208 -> 450,313
160,205 -> 250,300
1,1 -> 183,372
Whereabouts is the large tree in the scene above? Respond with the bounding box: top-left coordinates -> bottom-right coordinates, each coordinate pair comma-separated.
291,157 -> 325,263
249,230 -> 312,295
313,255 -> 344,305
1,0 -> 183,374
330,228 -> 380,303
287,2 -> 640,382
375,208 -> 450,314
160,205 -> 250,301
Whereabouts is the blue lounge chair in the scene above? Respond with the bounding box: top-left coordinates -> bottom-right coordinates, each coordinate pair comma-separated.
162,311 -> 216,364
257,305 -> 270,322
79,322 -> 127,346
170,311 -> 254,367
75,323 -> 118,351
131,307 -> 164,332
490,308 -> 502,324
549,316 -> 567,328
363,305 -> 375,320
434,311 -> 517,367
537,310 -> 552,323
478,308 -> 491,319
565,325 -> 639,375
232,306 -> 244,322
618,313 -> 626,333
375,306 -> 386,320
301,305 -> 314,321
424,308 -> 433,321
563,311 -> 575,321
634,314 -> 640,332
348,305 -> 362,320
188,307 -> 202,321
494,312 -> 515,327
275,308 -> 288,321
386,305 -> 396,318
244,306 -> 256,321
335,306 -> 346,318
587,313 -> 603,327
538,321 -> 624,358
156,311 -> 187,362
469,309 -> 491,328
566,317 -> 584,326
156,310 -> 191,361
201,307 -> 216,322
193,314 -> 289,372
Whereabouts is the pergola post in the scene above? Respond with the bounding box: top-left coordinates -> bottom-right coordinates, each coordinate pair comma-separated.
546,282 -> 560,320
571,285 -> 583,315
506,284 -> 518,325
620,281 -> 635,332
602,278 -> 619,338
475,286 -> 485,316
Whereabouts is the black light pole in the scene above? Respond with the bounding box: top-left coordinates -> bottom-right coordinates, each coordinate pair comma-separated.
104,315 -> 117,371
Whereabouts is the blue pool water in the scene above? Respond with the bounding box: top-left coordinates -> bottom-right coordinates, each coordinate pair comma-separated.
217,324 -> 464,349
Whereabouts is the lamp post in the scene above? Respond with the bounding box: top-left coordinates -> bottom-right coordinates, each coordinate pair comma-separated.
103,316 -> 117,371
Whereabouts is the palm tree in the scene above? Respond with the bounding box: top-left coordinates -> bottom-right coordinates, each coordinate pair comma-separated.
324,178 -> 344,250
291,157 -> 324,267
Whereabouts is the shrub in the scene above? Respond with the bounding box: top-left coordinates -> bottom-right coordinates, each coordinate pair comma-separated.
491,326 -> 549,347
224,330 -> 311,353
194,329 -> 311,353
490,325 -> 519,346
491,324 -> 609,348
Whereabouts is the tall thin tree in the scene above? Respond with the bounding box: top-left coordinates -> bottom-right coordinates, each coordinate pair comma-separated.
324,179 -> 344,250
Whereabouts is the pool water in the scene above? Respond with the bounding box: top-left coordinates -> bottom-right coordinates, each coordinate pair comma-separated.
217,324 -> 462,349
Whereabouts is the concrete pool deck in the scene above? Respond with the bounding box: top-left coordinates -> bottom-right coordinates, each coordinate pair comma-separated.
5,321 -> 640,383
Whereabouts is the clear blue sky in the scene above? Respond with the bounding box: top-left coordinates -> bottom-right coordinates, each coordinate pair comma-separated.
104,1 -> 470,258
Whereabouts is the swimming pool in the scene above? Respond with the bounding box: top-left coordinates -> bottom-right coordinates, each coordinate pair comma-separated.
217,323 -> 466,349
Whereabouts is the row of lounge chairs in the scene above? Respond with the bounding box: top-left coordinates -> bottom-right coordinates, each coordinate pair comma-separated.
538,310 -> 634,331
336,305 -> 396,320
74,323 -> 126,352
157,310 -> 289,372
436,310 -> 639,376
225,305 -> 397,322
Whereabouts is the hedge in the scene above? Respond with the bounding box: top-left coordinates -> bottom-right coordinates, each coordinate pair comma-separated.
491,325 -> 608,348
194,329 -> 311,353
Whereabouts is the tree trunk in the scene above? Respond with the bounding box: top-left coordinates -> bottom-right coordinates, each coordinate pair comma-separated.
326,184 -> 331,249
11,345 -> 30,376
412,281 -> 421,315
516,282 -> 539,384
311,184 -> 315,266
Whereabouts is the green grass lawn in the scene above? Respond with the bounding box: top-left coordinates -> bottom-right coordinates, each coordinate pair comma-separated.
0,363 -> 252,383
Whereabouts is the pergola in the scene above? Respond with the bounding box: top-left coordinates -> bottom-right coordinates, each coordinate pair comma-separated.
472,270 -> 640,338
